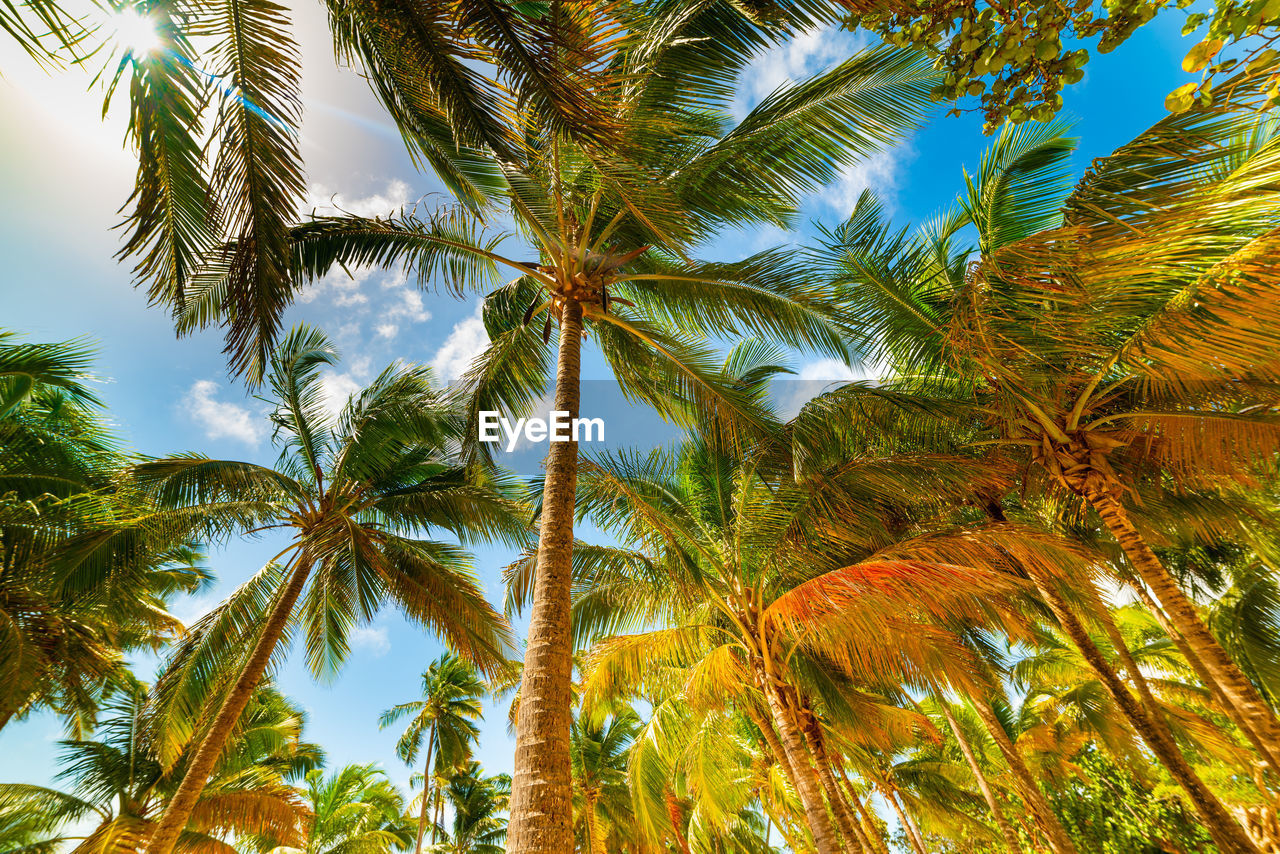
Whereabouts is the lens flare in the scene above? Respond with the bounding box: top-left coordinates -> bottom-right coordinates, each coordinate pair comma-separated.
113,8 -> 161,54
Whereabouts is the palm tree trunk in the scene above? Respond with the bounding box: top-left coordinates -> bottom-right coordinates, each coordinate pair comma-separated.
415,722 -> 437,854
1087,488 -> 1280,765
432,778 -> 445,845
837,767 -> 891,854
1129,566 -> 1280,771
759,673 -> 846,854
508,300 -> 584,854
937,699 -> 1022,852
585,791 -> 607,854
665,789 -> 692,854
797,706 -> 870,853
1027,568 -> 1262,854
880,783 -> 927,854
147,559 -> 311,854
971,697 -> 1078,854
750,705 -> 826,852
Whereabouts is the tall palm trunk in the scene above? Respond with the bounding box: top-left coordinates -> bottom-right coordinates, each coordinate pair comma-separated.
749,705 -> 826,852
797,706 -> 870,853
414,722 -> 437,854
880,782 -> 927,854
1026,568 -> 1262,854
1087,488 -> 1280,764
937,700 -> 1022,852
971,697 -> 1078,854
758,670 -> 845,854
508,300 -> 584,854
1129,576 -> 1279,771
665,789 -> 692,854
432,781 -> 445,845
585,790 -> 607,854
147,560 -> 311,854
837,766 -> 891,854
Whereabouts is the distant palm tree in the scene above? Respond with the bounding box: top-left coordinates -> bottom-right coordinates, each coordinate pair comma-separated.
267,764 -> 413,854
0,678 -> 314,854
0,331 -> 207,733
570,706 -> 639,854
429,762 -> 509,854
134,325 -> 524,854
380,654 -> 485,854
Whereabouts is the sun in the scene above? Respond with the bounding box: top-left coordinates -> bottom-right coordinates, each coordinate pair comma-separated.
112,8 -> 161,55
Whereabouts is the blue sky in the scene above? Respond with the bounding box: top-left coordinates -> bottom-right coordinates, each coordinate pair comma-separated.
0,0 -> 1201,810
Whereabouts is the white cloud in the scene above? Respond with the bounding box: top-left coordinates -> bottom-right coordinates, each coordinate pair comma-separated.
168,592 -> 221,628
777,358 -> 884,418
303,179 -> 412,219
736,26 -> 867,116
297,263 -> 374,307
319,371 -> 363,418
183,380 -> 267,446
431,301 -> 489,383
375,285 -> 432,340
350,624 -> 390,656
819,146 -> 908,216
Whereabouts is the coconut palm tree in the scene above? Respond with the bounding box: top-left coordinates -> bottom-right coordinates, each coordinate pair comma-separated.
429,762 -> 510,854
380,653 -> 486,854
123,4 -> 936,844
264,764 -> 413,854
803,69 -> 1280,771
132,325 -> 524,854
0,677 -> 315,854
0,331 -> 209,733
284,19 -> 942,850
801,77 -> 1280,852
112,0 -> 646,380
509,345 -> 1043,854
570,704 -> 640,854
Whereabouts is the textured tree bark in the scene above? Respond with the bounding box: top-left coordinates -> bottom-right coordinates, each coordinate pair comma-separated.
1087,489 -> 1280,767
797,705 -> 870,853
1028,569 -> 1262,854
508,300 -> 584,854
881,783 -> 927,854
414,721 -> 436,854
971,697 -> 1079,854
837,766 -> 892,854
1127,550 -> 1279,772
665,789 -> 692,854
759,673 -> 846,854
938,700 -> 1023,852
147,559 -> 311,854
585,790 -> 607,854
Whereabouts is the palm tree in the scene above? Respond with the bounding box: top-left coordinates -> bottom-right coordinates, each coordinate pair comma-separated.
429,762 -> 510,854
121,4 -> 935,844
263,764 -> 414,854
114,0 -> 643,380
804,70 -> 1280,770
133,325 -> 524,854
802,78 -> 1280,852
0,331 -> 209,732
569,705 -> 639,854
284,17 -> 941,849
0,677 -> 315,854
516,345 -> 1040,854
380,654 -> 486,854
